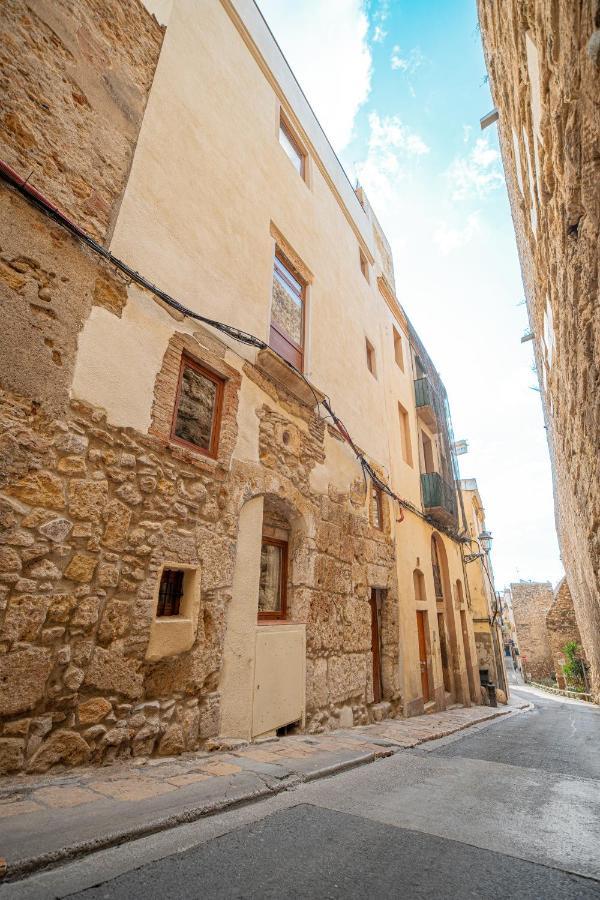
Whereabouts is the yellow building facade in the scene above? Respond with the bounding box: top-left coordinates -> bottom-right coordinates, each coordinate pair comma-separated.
0,0 -> 484,773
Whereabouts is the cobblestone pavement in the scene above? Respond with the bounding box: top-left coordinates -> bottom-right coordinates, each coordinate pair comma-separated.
0,702 -> 527,881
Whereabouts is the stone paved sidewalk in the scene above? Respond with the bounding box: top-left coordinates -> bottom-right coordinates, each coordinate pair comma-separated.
0,701 -> 528,881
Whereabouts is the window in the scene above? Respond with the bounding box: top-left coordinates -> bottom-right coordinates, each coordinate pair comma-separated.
366,338 -> 377,377
279,116 -> 305,178
421,431 -> 435,474
359,248 -> 369,282
398,401 -> 413,466
413,569 -> 426,603
171,355 -> 224,457
270,251 -> 305,370
371,484 -> 384,529
157,569 -> 185,617
393,327 -> 404,371
258,537 -> 288,620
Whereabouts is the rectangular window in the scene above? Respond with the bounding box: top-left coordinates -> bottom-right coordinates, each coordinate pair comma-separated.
371,484 -> 384,530
279,116 -> 305,178
157,569 -> 185,617
359,248 -> 369,282
421,431 -> 435,474
258,538 -> 288,620
270,251 -> 305,370
171,355 -> 224,458
393,327 -> 404,371
366,338 -> 377,377
398,401 -> 413,466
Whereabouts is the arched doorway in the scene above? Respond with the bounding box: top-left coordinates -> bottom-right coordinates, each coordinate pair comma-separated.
431,533 -> 465,705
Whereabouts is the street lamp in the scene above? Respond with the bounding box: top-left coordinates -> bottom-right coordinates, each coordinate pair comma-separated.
479,530 -> 493,554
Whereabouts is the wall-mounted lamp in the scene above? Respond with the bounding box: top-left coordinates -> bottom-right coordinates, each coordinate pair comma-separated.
464,530 -> 493,564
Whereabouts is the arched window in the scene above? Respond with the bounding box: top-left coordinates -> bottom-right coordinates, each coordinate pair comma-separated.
413,569 -> 426,603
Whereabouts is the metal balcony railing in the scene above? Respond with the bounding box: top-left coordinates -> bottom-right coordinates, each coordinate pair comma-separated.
421,472 -> 458,523
414,376 -> 433,409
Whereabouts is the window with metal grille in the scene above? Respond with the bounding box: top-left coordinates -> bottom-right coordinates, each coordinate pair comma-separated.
157,569 -> 185,617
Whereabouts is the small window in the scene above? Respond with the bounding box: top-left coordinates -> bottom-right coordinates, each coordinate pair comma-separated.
421,431 -> 435,474
366,338 -> 377,377
171,355 -> 224,457
270,251 -> 305,370
359,248 -> 369,282
393,327 -> 404,371
258,538 -> 288,620
157,569 -> 185,617
279,116 -> 305,178
398,401 -> 413,466
371,484 -> 384,530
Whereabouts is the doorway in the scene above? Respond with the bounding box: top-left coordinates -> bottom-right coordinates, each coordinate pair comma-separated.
460,607 -> 477,703
437,612 -> 452,694
416,610 -> 431,703
369,589 -> 384,704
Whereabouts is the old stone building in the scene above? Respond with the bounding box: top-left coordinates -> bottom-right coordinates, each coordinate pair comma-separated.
546,577 -> 587,689
0,0 -> 483,774
477,1 -> 600,700
460,479 -> 507,695
509,581 -> 555,681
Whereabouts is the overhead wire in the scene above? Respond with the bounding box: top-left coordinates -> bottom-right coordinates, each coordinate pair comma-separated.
0,159 -> 467,544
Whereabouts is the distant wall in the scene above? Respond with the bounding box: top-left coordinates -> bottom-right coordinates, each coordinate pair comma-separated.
510,582 -> 554,681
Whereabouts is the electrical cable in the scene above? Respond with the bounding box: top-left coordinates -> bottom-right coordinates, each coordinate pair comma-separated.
0,159 -> 467,543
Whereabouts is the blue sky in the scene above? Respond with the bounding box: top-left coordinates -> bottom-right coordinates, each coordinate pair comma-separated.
258,0 -> 563,589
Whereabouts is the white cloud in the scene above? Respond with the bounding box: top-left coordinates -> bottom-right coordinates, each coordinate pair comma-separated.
355,112 -> 429,202
391,45 -> 425,74
371,0 -> 389,42
446,137 -> 504,200
391,45 -> 409,71
433,213 -> 481,255
257,0 -> 372,151
373,24 -> 387,43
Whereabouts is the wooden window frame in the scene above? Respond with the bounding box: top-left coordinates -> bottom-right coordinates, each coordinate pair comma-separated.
371,484 -> 384,530
258,536 -> 288,622
170,353 -> 225,459
279,114 -> 306,180
270,250 -> 306,372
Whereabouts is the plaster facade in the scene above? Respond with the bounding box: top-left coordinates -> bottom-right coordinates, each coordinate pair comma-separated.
477,0 -> 600,700
0,0 -> 482,774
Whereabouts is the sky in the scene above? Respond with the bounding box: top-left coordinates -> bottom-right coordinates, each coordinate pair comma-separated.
257,0 -> 564,590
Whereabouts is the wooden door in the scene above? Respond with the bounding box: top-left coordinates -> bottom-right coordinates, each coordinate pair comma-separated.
369,589 -> 383,704
416,611 -> 431,703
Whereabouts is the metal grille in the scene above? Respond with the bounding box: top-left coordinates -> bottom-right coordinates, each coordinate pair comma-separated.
157,569 -> 184,617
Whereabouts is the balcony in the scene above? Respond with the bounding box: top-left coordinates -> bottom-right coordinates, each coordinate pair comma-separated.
421,472 -> 458,527
414,377 -> 438,431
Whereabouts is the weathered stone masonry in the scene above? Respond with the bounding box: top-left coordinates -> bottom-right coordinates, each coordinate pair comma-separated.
0,181 -> 401,773
477,0 -> 600,699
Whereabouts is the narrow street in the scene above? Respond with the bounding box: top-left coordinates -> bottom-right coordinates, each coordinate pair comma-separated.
6,688 -> 599,899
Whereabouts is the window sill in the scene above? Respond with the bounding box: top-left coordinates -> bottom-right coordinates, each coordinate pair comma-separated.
255,347 -> 324,409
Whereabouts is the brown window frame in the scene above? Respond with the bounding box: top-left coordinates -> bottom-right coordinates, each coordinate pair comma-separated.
371,484 -> 384,530
270,250 -> 306,372
170,353 -> 225,459
279,115 -> 306,179
258,536 -> 288,622
157,568 -> 185,617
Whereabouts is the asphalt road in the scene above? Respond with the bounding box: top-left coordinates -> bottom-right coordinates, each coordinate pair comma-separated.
6,687 -> 600,900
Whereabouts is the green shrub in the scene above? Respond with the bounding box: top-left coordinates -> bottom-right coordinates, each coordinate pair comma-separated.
562,640 -> 587,689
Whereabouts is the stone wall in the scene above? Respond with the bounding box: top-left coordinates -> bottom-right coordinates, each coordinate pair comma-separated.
0,0 -> 164,240
477,1 -> 600,700
0,181 -> 401,773
510,581 -> 554,681
546,577 -> 586,689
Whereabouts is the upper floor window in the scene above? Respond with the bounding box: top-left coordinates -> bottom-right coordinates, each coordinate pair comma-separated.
366,338 -> 377,377
393,327 -> 405,372
279,115 -> 305,178
157,568 -> 185,617
258,537 -> 288,620
398,401 -> 413,467
171,355 -> 224,458
371,484 -> 384,530
359,248 -> 370,282
270,251 -> 305,371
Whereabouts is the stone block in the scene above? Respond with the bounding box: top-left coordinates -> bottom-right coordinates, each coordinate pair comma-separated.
102,499 -> 131,550
68,480 -> 108,520
6,471 -> 65,509
158,723 -> 185,756
38,517 -> 73,542
1,594 -> 50,643
64,553 -> 98,583
327,654 -> 367,703
306,657 -> 328,709
0,738 -> 25,774
84,647 -> 143,699
78,697 -> 112,725
27,730 -> 90,773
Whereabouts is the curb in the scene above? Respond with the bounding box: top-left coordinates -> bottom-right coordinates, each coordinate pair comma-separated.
1,749 -> 386,883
